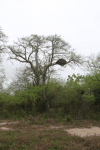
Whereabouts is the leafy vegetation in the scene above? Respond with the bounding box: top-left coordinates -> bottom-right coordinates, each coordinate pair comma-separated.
0,73 -> 100,149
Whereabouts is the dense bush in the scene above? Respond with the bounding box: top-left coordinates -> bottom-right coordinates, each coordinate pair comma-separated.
92,87 -> 100,105
1,73 -> 100,120
83,72 -> 100,107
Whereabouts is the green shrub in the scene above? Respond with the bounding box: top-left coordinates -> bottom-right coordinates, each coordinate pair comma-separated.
64,114 -> 73,123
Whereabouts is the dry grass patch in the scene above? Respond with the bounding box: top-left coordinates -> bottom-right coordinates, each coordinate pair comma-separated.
0,114 -> 100,149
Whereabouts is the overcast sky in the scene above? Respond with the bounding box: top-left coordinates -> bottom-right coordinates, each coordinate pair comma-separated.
1,0 -> 100,88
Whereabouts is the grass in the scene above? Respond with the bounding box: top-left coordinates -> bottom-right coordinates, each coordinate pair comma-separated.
0,108 -> 100,150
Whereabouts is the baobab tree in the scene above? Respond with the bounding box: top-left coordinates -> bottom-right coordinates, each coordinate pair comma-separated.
7,34 -> 85,112
8,34 -> 85,85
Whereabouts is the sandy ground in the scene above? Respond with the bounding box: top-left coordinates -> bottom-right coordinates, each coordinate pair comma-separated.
0,120 -> 100,137
64,126 -> 100,137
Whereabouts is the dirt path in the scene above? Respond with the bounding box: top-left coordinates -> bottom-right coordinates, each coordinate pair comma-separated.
0,119 -> 100,137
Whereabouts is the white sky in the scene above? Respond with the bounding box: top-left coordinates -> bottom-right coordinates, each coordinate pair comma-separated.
1,0 -> 100,88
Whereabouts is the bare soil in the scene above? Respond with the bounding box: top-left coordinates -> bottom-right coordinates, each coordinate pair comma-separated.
0,118 -> 100,137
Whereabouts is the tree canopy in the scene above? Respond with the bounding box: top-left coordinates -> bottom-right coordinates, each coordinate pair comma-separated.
8,34 -> 85,86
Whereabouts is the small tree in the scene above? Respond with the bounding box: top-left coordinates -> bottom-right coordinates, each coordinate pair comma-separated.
0,26 -> 8,61
84,52 -> 100,106
0,27 -> 8,93
85,52 -> 100,75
